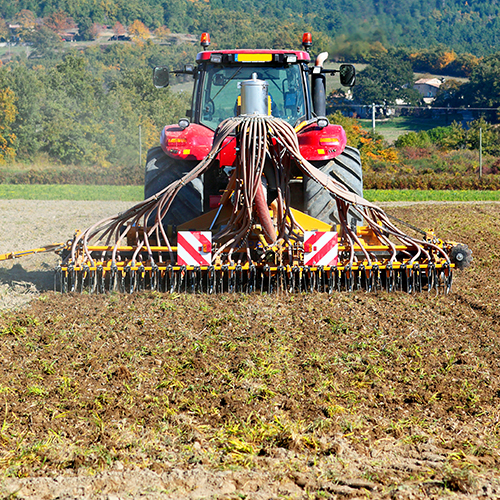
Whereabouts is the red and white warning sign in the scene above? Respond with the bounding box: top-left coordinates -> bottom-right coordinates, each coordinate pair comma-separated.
303,231 -> 338,266
177,231 -> 212,266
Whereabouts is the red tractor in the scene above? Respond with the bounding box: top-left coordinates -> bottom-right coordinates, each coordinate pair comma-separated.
1,34 -> 472,294
146,32 -> 361,230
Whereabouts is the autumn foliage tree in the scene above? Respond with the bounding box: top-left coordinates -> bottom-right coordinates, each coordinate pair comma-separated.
43,11 -> 75,35
89,23 -> 102,39
12,9 -> 35,41
128,20 -> 150,41
0,87 -> 17,163
113,21 -> 127,37
154,25 -> 170,41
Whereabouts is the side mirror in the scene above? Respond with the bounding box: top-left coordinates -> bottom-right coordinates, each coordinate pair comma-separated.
153,66 -> 170,88
339,64 -> 355,87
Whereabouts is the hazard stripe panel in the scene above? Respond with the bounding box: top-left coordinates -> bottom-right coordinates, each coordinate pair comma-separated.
303,231 -> 338,266
177,231 -> 212,266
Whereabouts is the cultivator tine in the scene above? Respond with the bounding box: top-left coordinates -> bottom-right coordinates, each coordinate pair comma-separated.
407,265 -> 414,294
165,265 -> 171,293
247,265 -> 254,293
229,268 -> 235,293
55,266 -> 62,292
413,263 -> 421,293
197,266 -> 204,293
109,264 -> 117,292
356,265 -> 363,291
400,263 -> 407,293
371,265 -> 378,292
96,266 -> 103,294
153,265 -> 160,291
187,267 -> 195,293
55,257 -> 454,295
428,263 -> 437,293
196,266 -> 202,293
207,266 -> 214,294
442,263 -> 452,295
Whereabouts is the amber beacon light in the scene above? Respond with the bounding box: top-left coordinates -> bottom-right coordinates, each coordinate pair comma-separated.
302,32 -> 312,51
200,32 -> 211,49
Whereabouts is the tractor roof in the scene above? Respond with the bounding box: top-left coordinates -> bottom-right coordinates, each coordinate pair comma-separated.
196,49 -> 311,63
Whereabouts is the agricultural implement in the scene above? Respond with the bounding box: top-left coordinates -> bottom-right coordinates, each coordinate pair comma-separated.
0,33 -> 472,293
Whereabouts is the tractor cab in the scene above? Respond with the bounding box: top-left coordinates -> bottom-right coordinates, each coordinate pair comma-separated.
153,32 -> 356,131
191,50 -> 312,130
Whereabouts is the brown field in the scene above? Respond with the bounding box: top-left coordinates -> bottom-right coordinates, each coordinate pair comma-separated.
0,200 -> 499,499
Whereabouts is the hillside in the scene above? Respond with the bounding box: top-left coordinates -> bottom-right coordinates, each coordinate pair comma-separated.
2,0 -> 500,55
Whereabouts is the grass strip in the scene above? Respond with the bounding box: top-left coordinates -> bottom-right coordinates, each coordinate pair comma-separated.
0,184 -> 143,201
364,189 -> 500,202
0,184 -> 498,202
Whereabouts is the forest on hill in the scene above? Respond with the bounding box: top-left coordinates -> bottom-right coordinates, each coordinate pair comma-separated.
1,0 -> 500,189
2,0 -> 500,56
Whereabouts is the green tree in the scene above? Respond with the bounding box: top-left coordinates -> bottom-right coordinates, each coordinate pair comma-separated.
0,65 -> 46,159
78,17 -> 99,41
433,79 -> 465,107
394,131 -> 432,149
108,67 -> 190,161
428,124 -> 464,150
465,118 -> 499,154
39,54 -> 110,165
0,17 -> 9,42
26,25 -> 62,59
394,122 -> 467,151
353,52 -> 422,105
460,53 -> 500,108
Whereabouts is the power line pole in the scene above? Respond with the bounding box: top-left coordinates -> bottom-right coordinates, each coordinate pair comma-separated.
479,127 -> 482,178
139,125 -> 142,167
372,104 -> 376,133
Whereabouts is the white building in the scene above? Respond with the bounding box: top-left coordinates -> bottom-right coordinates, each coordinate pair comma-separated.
414,78 -> 443,103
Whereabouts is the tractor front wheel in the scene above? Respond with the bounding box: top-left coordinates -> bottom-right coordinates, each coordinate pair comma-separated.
304,145 -> 363,229
144,146 -> 203,227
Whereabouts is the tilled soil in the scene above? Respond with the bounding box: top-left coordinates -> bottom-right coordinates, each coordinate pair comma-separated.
0,200 -> 499,499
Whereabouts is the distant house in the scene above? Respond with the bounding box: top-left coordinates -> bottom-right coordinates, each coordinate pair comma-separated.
60,31 -> 77,42
414,78 -> 443,103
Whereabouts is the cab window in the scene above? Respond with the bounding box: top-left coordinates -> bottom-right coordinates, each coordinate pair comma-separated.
199,64 -> 306,129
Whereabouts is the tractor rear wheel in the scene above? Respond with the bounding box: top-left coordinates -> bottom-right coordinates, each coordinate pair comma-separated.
144,146 -> 203,227
304,145 -> 363,229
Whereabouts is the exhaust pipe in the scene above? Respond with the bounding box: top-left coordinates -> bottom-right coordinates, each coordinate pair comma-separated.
312,52 -> 328,117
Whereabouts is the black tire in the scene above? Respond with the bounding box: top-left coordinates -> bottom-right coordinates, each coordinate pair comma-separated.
304,145 -> 363,229
144,146 -> 203,227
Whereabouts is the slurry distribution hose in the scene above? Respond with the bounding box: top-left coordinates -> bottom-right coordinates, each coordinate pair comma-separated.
66,115 -> 451,268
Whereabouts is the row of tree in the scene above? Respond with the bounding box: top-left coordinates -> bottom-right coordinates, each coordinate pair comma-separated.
394,118 -> 500,155
1,9 -> 489,84
2,22 -> 500,167
0,48 -> 191,165
351,49 -> 500,110
0,9 -> 166,44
